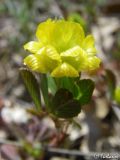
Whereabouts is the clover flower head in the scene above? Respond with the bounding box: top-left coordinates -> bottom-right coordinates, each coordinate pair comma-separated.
23,19 -> 101,77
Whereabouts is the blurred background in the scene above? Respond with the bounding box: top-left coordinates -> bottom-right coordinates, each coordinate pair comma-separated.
0,0 -> 120,160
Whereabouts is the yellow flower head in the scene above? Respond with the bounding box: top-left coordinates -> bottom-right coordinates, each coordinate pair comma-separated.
24,19 -> 101,77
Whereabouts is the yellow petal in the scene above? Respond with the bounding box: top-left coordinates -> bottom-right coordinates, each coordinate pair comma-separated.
24,54 -> 47,73
45,45 -> 61,62
60,46 -> 87,71
83,35 -> 94,46
24,41 -> 43,54
36,19 -> 56,44
86,47 -> 97,55
24,55 -> 39,71
24,45 -> 61,73
82,35 -> 97,55
51,62 -> 79,77
36,45 -> 61,72
86,56 -> 101,71
36,19 -> 85,52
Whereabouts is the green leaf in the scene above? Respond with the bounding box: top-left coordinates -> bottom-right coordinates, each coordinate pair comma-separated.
77,79 -> 95,105
40,74 -> 49,108
114,86 -> 120,105
52,88 -> 81,118
55,77 -> 80,98
106,69 -> 116,99
55,100 -> 81,118
47,75 -> 57,95
59,77 -> 74,92
20,68 -> 41,111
